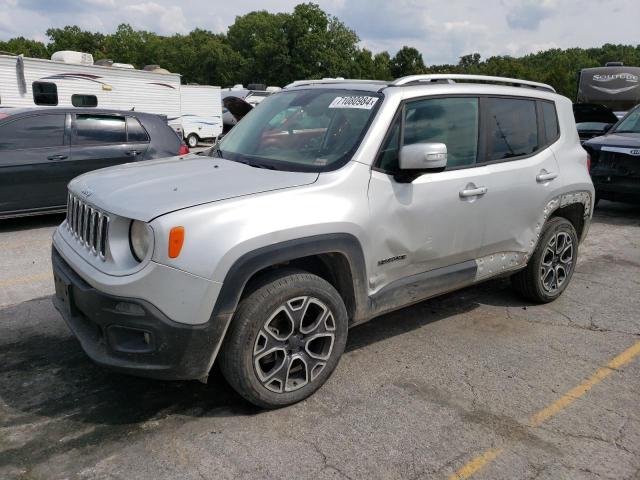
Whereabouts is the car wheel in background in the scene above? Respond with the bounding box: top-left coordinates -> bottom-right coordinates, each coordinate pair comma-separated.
186,134 -> 199,148
219,269 -> 348,409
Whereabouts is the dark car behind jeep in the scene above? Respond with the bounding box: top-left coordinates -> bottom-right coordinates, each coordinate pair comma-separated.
0,107 -> 188,219
584,104 -> 640,205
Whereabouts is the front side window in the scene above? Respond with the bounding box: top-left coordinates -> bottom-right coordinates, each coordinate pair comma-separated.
72,94 -> 98,108
75,115 -> 126,145
377,97 -> 479,171
485,98 -> 538,160
0,114 -> 65,150
33,82 -> 58,106
217,89 -> 381,171
613,106 -> 640,134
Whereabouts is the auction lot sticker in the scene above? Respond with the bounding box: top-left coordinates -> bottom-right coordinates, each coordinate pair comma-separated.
329,96 -> 378,109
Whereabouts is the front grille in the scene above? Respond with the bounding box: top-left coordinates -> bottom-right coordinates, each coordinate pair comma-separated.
66,193 -> 109,259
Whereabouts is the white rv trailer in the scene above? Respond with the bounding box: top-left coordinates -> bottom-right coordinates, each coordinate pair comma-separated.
179,85 -> 223,147
0,52 -> 201,136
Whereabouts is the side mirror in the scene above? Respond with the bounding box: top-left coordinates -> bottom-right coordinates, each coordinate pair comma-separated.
399,143 -> 448,170
603,123 -> 613,133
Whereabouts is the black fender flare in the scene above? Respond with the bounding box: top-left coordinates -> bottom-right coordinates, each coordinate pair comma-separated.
211,233 -> 369,320
203,234 -> 369,376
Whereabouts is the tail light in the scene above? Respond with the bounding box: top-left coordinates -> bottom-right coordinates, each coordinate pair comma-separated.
178,144 -> 190,155
586,152 -> 591,172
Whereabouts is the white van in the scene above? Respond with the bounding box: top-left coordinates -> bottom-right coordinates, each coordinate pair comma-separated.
179,85 -> 223,147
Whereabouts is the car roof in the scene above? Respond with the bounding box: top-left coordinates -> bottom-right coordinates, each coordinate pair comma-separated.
0,107 -> 162,119
284,75 -> 558,97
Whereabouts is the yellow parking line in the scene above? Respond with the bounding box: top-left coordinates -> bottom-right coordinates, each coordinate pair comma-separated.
529,340 -> 640,426
0,273 -> 52,288
448,339 -> 640,479
447,449 -> 502,480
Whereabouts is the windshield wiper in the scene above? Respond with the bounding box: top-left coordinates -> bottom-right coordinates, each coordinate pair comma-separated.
613,130 -> 640,134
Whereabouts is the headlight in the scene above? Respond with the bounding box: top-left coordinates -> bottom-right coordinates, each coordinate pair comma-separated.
129,220 -> 152,262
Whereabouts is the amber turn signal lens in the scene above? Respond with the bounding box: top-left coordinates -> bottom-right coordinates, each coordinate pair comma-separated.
168,226 -> 185,258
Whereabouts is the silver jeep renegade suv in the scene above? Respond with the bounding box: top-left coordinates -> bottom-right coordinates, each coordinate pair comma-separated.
52,74 -> 594,408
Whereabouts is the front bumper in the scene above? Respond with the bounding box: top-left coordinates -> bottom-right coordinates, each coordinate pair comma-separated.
52,246 -> 229,380
592,175 -> 640,204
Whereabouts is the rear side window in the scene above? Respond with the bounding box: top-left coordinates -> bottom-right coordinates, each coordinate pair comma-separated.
485,98 -> 538,160
33,82 -> 58,106
0,114 -> 65,150
75,115 -> 126,145
541,101 -> 559,144
72,94 -> 98,108
126,117 -> 150,142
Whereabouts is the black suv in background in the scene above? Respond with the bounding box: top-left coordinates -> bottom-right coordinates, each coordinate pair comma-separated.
584,104 -> 640,205
0,108 -> 188,219
573,103 -> 619,143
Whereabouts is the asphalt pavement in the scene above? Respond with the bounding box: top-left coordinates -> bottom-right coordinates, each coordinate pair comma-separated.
0,201 -> 639,480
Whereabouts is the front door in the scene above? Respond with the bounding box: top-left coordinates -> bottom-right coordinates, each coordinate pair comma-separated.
0,113 -> 70,215
367,96 -> 487,296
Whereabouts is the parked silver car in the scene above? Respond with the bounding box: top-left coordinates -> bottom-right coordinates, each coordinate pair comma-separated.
52,75 -> 594,408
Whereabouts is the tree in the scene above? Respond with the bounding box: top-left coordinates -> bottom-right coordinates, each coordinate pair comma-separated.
391,46 -> 426,78
46,26 -> 105,57
0,37 -> 49,57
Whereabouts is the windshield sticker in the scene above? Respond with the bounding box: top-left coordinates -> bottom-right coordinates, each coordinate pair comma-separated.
329,96 -> 378,110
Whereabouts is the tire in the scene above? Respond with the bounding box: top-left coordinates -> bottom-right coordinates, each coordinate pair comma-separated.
511,217 -> 578,303
219,269 -> 348,409
186,134 -> 199,148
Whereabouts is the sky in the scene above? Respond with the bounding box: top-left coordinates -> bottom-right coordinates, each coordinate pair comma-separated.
0,0 -> 638,65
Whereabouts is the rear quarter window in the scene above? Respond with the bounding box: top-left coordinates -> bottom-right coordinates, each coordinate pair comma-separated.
126,117 -> 150,143
540,101 -> 559,144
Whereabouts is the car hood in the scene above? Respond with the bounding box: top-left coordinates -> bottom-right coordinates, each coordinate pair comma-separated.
585,132 -> 640,150
68,154 -> 319,222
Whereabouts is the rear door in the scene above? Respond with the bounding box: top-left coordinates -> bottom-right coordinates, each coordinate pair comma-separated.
67,113 -> 134,181
0,113 -> 70,214
475,97 -> 561,262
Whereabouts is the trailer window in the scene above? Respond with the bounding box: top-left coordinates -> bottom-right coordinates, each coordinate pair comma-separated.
75,115 -> 126,144
33,82 -> 58,106
72,94 -> 98,108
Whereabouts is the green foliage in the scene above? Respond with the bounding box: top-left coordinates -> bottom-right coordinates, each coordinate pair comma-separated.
1,2 -> 638,98
391,46 -> 426,77
0,37 -> 49,58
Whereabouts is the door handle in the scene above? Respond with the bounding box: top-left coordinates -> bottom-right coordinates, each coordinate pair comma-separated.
459,186 -> 488,198
126,150 -> 141,156
47,154 -> 68,161
536,171 -> 558,182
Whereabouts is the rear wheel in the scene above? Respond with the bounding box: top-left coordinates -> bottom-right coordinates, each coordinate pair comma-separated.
219,270 -> 348,408
511,217 -> 578,303
186,133 -> 199,148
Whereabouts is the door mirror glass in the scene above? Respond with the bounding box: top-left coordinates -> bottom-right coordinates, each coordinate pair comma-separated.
399,142 -> 448,170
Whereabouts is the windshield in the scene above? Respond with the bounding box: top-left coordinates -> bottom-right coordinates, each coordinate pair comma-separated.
216,89 -> 382,171
613,107 -> 640,134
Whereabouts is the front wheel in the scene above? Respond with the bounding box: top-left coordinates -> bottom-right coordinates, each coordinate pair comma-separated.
511,217 -> 578,303
219,270 -> 348,408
